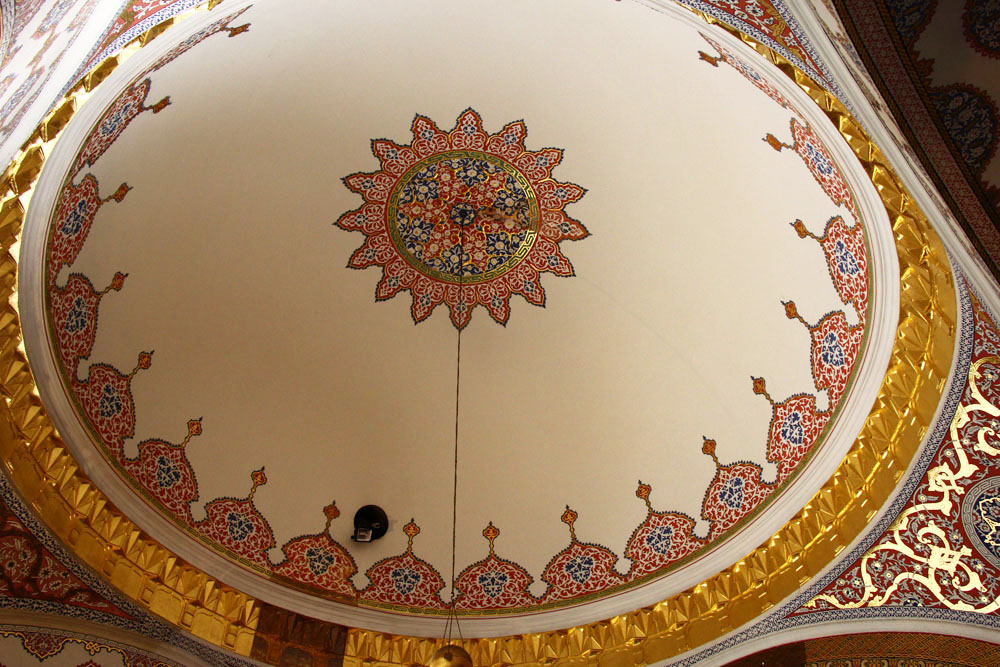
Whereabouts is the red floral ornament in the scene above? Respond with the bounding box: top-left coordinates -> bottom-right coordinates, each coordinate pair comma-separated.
337,109 -> 588,329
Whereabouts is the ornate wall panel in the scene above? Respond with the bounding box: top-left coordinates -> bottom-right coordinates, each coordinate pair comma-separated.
796,288 -> 1000,616
0,625 -> 172,666
835,1 -> 1000,282
0,0 -> 123,167
73,0 -> 208,81
676,275 -> 1000,665
0,472 -> 256,665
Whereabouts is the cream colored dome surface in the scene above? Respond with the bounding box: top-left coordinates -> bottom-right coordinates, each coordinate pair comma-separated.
18,0 -> 899,637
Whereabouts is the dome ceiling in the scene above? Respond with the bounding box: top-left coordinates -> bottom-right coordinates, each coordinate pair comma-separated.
18,0 -> 899,637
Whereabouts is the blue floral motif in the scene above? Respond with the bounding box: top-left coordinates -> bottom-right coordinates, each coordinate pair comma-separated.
100,102 -> 134,136
389,153 -> 534,281
155,456 -> 181,489
98,384 -> 123,418
929,85 -> 998,173
493,186 -> 527,216
449,203 -> 477,227
965,1 -> 1000,55
719,477 -> 745,509
64,297 -> 87,334
401,218 -> 433,246
436,244 -> 464,274
485,233 -> 513,259
390,567 -> 421,595
884,0 -> 936,44
833,239 -> 860,275
477,570 -> 509,598
564,555 -> 594,584
973,492 -> 1000,559
226,511 -> 254,542
821,332 -> 846,367
451,158 -> 489,186
804,143 -> 834,177
781,411 -> 804,445
644,525 -> 674,555
305,547 -> 337,576
399,167 -> 438,203
60,198 -> 89,236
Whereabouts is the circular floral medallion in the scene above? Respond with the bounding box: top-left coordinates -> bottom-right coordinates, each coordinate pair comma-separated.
964,0 -> 1000,58
336,109 -> 588,329
962,476 -> 1000,569
387,151 -> 540,284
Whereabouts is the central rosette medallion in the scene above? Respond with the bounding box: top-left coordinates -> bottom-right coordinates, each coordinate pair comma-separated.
388,151 -> 540,284
337,110 -> 588,329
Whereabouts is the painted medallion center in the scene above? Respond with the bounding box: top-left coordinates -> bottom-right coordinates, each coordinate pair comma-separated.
386,150 -> 540,284
337,109 -> 588,329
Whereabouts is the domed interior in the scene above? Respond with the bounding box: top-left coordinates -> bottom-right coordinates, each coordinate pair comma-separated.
17,0 -> 897,636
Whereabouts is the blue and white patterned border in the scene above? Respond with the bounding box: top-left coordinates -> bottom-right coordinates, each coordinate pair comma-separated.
64,0 -> 206,96
674,268 -> 977,664
0,0 -> 14,67
0,472 -> 256,667
652,0 -> 857,118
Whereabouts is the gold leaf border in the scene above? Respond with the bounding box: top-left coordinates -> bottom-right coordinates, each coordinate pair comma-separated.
0,5 -> 259,655
0,5 -> 955,665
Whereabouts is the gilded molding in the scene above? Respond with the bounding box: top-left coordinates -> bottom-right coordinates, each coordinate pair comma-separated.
0,6 -> 956,667
0,3 -> 259,656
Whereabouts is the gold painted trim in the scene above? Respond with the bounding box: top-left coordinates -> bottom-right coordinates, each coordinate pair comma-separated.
0,3 -> 259,655
0,4 -> 955,666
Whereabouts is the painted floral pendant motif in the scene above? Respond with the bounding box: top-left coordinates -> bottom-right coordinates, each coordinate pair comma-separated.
336,109 -> 588,329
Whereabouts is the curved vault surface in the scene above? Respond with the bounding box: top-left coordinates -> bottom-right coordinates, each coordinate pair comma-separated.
18,0 -> 901,637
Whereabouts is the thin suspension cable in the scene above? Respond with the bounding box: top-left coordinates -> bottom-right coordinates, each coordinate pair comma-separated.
452,325 -> 461,599
447,201 -> 465,642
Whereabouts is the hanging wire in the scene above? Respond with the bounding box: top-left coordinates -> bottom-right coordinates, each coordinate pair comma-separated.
445,191 -> 467,645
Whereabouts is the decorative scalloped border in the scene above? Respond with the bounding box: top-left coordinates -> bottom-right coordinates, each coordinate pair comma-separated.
37,9 -> 876,618
961,475 -> 1000,570
0,627 -> 169,665
961,0 -> 1000,61
676,273 -> 975,666
0,2 -> 956,663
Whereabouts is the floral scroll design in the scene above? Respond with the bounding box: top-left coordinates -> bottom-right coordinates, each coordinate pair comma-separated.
963,0 -> 1000,59
806,349 -> 1000,614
